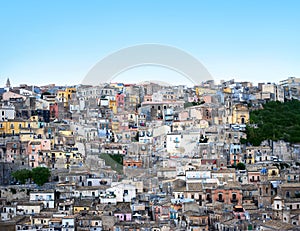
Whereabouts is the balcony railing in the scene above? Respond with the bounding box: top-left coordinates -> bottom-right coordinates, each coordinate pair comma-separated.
250,179 -> 260,182
231,199 -> 238,203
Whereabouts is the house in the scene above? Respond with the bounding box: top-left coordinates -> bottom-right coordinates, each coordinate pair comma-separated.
166,132 -> 182,154
212,182 -> 242,205
0,103 -> 15,121
152,201 -> 171,222
57,199 -> 73,215
259,220 -> 297,231
231,103 -> 249,124
77,214 -> 102,231
30,213 -> 52,229
114,202 -> 132,222
16,202 -> 43,215
229,143 -> 242,166
278,183 -> 300,199
182,201 -> 209,231
106,183 -> 136,203
49,217 -> 63,230
73,199 -> 93,214
73,186 -> 105,199
247,166 -> 261,185
1,205 -> 16,221
211,168 -> 236,182
29,190 -> 55,209
61,215 -> 75,231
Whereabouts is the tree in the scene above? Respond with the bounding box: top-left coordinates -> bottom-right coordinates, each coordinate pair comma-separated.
12,169 -> 32,184
236,162 -> 246,170
245,100 -> 300,145
31,167 -> 51,186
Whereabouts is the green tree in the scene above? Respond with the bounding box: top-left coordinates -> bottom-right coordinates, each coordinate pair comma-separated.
12,169 -> 32,184
236,162 -> 246,170
32,167 -> 51,186
245,100 -> 300,145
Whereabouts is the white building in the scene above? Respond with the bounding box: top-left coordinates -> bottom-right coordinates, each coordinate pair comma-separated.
106,183 -> 136,203
0,103 -> 15,121
166,132 -> 182,154
30,191 -> 55,209
62,216 -> 75,231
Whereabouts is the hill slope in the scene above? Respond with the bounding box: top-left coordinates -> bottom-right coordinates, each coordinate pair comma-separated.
244,100 -> 300,146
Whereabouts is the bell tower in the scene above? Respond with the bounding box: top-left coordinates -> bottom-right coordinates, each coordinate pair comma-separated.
6,78 -> 11,88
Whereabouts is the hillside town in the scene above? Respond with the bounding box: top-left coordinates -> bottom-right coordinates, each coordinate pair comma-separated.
1,77 -> 300,231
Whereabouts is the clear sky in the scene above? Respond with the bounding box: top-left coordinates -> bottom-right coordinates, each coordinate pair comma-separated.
0,0 -> 299,87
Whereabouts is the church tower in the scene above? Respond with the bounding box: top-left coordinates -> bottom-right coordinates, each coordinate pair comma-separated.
5,78 -> 11,88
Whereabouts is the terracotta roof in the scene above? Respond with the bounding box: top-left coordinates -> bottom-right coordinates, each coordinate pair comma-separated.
261,220 -> 296,230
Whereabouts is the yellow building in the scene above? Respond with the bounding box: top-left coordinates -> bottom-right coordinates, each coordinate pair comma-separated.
41,150 -> 82,169
110,82 -> 124,92
56,87 -> 76,107
111,121 -> 120,133
223,87 -> 232,94
232,104 -> 249,124
129,95 -> 139,108
59,130 -> 73,136
109,98 -> 117,114
245,152 -> 255,165
73,204 -> 90,214
0,119 -> 40,136
196,86 -> 217,96
268,166 -> 280,178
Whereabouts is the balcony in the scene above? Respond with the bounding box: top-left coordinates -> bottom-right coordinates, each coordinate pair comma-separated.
217,199 -> 224,202
231,199 -> 239,203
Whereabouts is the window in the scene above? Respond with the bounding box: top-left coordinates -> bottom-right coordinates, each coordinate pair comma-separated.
218,193 -> 223,201
232,193 -> 237,200
259,188 -> 262,196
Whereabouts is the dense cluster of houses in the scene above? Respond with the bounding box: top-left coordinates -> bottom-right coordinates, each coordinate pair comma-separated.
1,77 -> 300,230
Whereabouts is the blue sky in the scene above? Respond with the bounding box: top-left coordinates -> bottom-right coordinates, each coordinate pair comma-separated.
0,0 -> 299,86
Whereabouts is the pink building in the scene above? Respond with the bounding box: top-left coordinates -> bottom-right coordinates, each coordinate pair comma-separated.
203,95 -> 212,104
6,142 -> 21,163
28,141 -> 42,168
143,95 -> 152,102
114,203 -> 132,222
41,139 -> 51,151
116,93 -> 125,108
